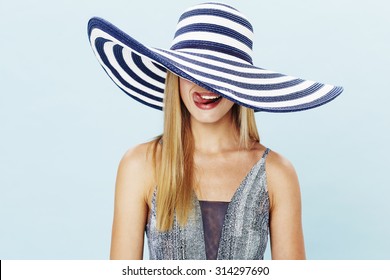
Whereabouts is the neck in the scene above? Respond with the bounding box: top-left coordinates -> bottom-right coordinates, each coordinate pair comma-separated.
190,112 -> 239,154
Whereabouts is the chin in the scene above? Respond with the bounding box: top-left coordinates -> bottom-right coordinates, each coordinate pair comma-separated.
190,108 -> 233,125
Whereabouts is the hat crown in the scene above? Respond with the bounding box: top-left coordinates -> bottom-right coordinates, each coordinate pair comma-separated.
170,3 -> 254,64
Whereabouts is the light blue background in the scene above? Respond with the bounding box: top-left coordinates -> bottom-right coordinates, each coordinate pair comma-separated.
1,0 -> 389,259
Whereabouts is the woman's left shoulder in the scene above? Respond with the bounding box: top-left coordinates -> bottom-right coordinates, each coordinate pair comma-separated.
265,149 -> 297,178
263,148 -> 301,208
262,147 -> 306,259
253,143 -> 296,174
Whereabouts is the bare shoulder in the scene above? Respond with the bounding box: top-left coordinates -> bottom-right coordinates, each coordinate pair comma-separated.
120,139 -> 158,168
265,149 -> 305,259
111,139 -> 160,259
266,150 -> 298,182
265,149 -> 301,209
116,139 -> 160,202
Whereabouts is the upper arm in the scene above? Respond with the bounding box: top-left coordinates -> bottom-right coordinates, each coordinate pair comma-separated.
266,151 -> 306,260
110,142 -> 155,260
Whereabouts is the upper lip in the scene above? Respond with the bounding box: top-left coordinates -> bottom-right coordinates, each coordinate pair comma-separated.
194,92 -> 220,99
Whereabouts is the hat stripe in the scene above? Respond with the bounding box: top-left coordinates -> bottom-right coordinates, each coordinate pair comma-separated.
154,49 -> 304,90
151,61 -> 166,73
175,15 -> 253,40
94,38 -> 164,106
177,60 -> 304,90
170,47 -> 251,64
90,27 -> 165,106
171,40 -> 252,64
154,46 -> 330,104
161,64 -> 325,105
204,80 -> 325,102
153,49 -> 337,103
152,48 -> 336,108
156,49 -> 283,79
174,23 -> 252,49
268,86 -> 343,112
172,4 -> 254,63
220,83 -> 336,110
124,53 -> 166,94
107,45 -> 164,98
164,49 -> 259,69
131,53 -> 166,84
179,67 -> 323,103
153,54 -> 330,105
179,7 -> 253,31
113,45 -> 164,93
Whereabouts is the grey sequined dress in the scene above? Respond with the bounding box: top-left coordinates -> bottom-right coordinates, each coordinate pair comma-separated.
146,148 -> 270,260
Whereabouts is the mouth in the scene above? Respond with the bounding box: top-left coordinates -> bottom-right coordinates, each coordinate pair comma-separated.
193,92 -> 223,109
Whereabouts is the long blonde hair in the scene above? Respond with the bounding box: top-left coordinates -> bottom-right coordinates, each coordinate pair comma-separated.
153,71 -> 259,231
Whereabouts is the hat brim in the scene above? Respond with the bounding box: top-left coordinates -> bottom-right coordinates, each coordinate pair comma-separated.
88,17 -> 343,113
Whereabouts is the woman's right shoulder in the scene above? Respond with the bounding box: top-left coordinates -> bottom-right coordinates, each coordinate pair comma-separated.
120,139 -> 161,167
116,139 -> 161,200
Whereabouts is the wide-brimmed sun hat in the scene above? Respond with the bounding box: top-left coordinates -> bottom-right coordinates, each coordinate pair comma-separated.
88,2 -> 343,112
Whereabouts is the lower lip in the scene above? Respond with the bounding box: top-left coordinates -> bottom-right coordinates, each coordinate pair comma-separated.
194,97 -> 222,110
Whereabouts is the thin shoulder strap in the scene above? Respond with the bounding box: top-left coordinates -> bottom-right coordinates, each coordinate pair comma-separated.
261,147 -> 270,160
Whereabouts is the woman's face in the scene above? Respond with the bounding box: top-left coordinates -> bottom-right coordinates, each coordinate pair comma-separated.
179,78 -> 235,124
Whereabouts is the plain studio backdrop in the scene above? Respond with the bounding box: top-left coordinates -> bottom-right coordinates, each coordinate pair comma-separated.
0,0 -> 389,259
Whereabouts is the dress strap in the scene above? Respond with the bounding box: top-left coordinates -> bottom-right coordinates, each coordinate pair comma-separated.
261,147 -> 270,160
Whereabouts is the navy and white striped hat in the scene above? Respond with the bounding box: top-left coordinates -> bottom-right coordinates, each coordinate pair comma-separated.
88,2 -> 343,112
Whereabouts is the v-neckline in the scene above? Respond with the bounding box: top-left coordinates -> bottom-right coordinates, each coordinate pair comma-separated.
193,149 -> 268,259
194,151 -> 266,204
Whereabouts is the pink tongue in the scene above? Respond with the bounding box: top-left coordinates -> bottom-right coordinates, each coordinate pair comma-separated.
193,93 -> 217,104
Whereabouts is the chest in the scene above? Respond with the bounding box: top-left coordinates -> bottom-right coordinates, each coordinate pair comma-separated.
194,151 -> 263,201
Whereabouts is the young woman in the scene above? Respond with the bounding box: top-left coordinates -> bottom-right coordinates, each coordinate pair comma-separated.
87,2 -> 342,260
